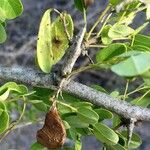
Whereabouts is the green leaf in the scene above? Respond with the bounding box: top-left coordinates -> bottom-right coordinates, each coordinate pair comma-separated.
77,107 -> 99,124
131,97 -> 150,107
131,45 -> 150,52
0,82 -> 27,94
37,10 -> 74,73
29,100 -> 47,112
105,143 -> 127,150
121,131 -> 142,149
37,9 -> 53,73
58,102 -> 75,114
111,52 -> 150,76
146,4 -> 150,20
0,101 -> 6,110
112,115 -> 121,128
0,110 -> 9,134
17,85 -> 28,95
0,0 -> 23,19
110,91 -> 120,98
74,0 -> 85,12
93,123 -> 119,145
94,108 -> 113,121
0,89 -> 10,101
72,102 -> 93,108
101,25 -> 113,45
134,34 -> 150,47
0,8 -> 6,22
30,142 -> 47,150
0,82 -> 28,101
143,78 -> 150,85
109,0 -> 122,6
108,24 -> 134,39
75,140 -> 82,150
68,127 -> 78,140
65,116 -> 89,128
117,51 -> 142,58
63,120 -> 71,129
91,85 -> 108,94
0,23 -> 6,43
75,127 -> 92,136
96,43 -> 127,62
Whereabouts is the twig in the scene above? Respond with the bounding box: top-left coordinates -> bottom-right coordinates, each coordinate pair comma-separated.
61,25 -> 87,76
50,24 -> 87,107
86,4 -> 111,40
0,66 -> 150,121
126,118 -> 136,147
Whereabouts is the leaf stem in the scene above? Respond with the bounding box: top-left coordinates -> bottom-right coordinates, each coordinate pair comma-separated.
137,89 -> 150,102
123,80 -> 129,100
57,100 -> 77,112
86,4 -> 111,40
88,44 -> 107,48
67,64 -> 95,79
96,13 -> 112,37
126,86 -> 150,96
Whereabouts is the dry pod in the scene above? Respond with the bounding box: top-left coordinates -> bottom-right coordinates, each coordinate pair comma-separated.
84,0 -> 94,7
36,106 -> 66,149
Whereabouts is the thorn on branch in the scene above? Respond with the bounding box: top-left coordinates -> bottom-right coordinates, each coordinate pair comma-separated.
126,118 -> 136,147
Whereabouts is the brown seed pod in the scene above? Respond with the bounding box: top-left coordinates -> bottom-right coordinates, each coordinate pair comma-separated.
84,0 -> 94,7
36,106 -> 66,149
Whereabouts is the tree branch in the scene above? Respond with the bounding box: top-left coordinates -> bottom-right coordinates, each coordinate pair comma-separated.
0,66 -> 150,121
61,25 -> 86,76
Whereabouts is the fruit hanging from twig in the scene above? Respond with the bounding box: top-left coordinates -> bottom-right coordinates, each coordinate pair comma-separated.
36,106 -> 66,149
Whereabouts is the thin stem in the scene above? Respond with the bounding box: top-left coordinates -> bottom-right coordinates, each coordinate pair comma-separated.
88,44 -> 107,48
84,51 -> 94,64
123,80 -> 129,100
118,5 -> 129,23
83,8 -> 87,25
86,4 -> 111,40
126,86 -> 150,96
61,13 -> 72,42
5,97 -> 22,103
131,35 -> 135,47
53,9 -> 71,42
96,13 -> 112,37
127,118 -> 136,148
67,64 -> 95,79
57,100 -> 77,112
137,89 -> 150,102
135,6 -> 147,14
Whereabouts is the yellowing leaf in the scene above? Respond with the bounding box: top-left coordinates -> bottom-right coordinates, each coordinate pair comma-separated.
108,24 -> 134,39
37,9 -> 53,73
51,13 -> 74,64
37,9 -> 74,73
